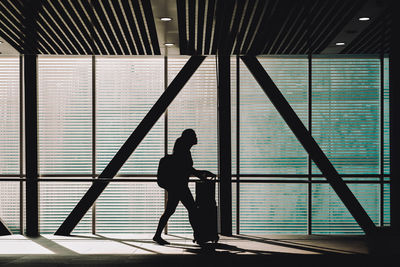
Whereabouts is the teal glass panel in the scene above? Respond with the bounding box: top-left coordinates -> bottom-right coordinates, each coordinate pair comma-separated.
240,57 -> 308,175
312,57 -> 380,175
312,183 -> 379,234
239,183 -> 308,234
384,183 -> 390,226
383,57 -> 390,175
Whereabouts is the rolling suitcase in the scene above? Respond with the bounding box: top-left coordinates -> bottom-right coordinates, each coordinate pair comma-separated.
194,179 -> 219,244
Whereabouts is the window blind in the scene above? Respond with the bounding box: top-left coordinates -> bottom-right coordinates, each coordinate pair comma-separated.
312,183 -> 379,234
0,182 -> 20,233
39,182 -> 92,234
96,57 -> 164,175
383,57 -> 389,175
0,57 -> 19,174
96,182 -> 164,233
38,57 -> 92,175
239,183 -> 308,234
239,57 -> 308,175
95,57 -> 164,233
311,57 -> 380,175
0,57 -> 20,233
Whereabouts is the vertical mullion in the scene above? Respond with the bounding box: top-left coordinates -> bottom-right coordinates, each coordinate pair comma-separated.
92,55 -> 96,234
236,55 -> 240,235
380,54 -> 384,227
19,55 -> 24,235
308,54 -> 312,235
164,55 -> 168,234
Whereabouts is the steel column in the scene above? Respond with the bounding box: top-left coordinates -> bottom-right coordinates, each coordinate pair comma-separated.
55,56 -> 206,235
23,0 -> 40,237
241,56 -> 377,235
218,55 -> 232,235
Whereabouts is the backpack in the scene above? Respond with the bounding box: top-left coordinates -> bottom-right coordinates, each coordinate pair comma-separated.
157,154 -> 176,189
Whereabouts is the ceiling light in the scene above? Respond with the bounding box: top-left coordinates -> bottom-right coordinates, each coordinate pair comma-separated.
164,43 -> 174,47
336,42 -> 345,46
359,17 -> 370,21
160,17 -> 172,21
0,41 -> 3,44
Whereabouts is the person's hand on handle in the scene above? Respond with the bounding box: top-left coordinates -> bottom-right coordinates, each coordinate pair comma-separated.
201,170 -> 216,180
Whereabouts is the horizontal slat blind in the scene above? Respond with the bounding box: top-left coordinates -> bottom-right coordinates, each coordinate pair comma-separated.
0,182 -> 20,233
311,57 -> 380,175
38,57 -> 92,175
312,183 -> 379,234
239,57 -> 308,175
239,183 -> 307,234
383,57 -> 390,175
384,183 -> 390,226
0,57 -> 19,174
96,57 -> 164,175
40,182 -> 92,234
96,182 -> 164,233
167,57 -> 219,233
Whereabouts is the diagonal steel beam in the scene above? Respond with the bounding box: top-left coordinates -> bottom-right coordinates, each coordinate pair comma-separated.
55,56 -> 206,236
241,56 -> 377,235
0,218 -> 12,235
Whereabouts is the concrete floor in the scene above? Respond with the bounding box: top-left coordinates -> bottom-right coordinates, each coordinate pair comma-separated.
0,234 -> 398,266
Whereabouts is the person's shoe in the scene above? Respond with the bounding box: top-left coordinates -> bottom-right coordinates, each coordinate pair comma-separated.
153,236 -> 170,245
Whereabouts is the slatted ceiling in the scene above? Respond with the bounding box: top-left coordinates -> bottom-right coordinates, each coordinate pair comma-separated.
176,0 -> 392,55
268,0 -> 302,55
203,0 -> 215,55
239,0 -> 266,55
0,0 -> 160,55
341,9 -> 391,54
232,0 -> 253,55
120,0 -> 144,55
196,0 -> 205,54
224,0 -> 244,55
312,1 -> 365,54
0,1 -> 23,54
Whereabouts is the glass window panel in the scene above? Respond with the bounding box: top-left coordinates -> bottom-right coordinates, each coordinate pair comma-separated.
239,183 -> 308,234
38,57 -> 92,175
96,181 -> 164,233
312,57 -> 380,175
384,183 -> 390,226
40,182 -> 92,234
0,181 -> 20,233
383,57 -> 390,174
240,57 -> 308,175
0,57 -> 19,174
311,183 -> 379,234
96,57 -> 164,175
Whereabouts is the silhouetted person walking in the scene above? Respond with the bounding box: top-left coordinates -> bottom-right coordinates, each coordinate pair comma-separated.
153,129 -> 215,245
